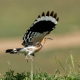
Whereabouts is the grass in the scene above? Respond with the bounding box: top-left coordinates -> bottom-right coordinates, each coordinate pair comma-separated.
1,54 -> 80,80
1,71 -> 80,80
0,46 -> 80,77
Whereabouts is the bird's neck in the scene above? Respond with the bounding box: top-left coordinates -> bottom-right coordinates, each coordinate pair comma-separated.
41,37 -> 46,46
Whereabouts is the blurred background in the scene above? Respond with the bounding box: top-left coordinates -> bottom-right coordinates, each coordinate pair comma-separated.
0,0 -> 80,78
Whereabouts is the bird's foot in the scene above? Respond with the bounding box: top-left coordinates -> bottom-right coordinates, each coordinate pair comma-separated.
25,56 -> 29,62
30,57 -> 33,62
25,56 -> 33,62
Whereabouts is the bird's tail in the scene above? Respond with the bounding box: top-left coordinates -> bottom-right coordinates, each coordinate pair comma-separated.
6,48 -> 22,54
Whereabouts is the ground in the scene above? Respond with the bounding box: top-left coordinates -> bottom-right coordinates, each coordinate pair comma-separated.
0,31 -> 80,53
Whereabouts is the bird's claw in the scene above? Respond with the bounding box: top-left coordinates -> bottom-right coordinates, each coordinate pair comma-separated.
25,56 -> 29,62
25,56 -> 33,62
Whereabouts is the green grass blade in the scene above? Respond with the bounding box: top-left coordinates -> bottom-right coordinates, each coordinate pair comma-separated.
58,60 -> 65,72
70,54 -> 74,68
55,56 -> 57,64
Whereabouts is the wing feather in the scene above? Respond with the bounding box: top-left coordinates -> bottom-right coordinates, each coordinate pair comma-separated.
22,11 -> 59,46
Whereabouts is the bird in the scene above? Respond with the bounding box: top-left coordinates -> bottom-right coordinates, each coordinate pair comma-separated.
6,11 -> 59,62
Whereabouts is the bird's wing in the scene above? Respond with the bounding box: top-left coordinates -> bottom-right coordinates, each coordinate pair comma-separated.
22,11 -> 59,46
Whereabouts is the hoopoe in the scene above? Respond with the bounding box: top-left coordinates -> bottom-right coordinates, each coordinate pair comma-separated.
6,11 -> 59,61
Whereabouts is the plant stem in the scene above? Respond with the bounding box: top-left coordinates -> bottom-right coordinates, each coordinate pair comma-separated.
31,58 -> 33,80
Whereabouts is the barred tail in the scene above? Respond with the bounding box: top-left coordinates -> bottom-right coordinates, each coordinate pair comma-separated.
6,48 -> 22,54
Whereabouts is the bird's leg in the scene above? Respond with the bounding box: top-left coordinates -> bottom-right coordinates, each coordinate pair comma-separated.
25,56 -> 29,62
25,55 -> 33,62
27,51 -> 34,62
29,55 -> 33,62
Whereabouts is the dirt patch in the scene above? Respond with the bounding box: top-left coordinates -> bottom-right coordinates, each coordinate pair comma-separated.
44,32 -> 80,49
0,32 -> 80,53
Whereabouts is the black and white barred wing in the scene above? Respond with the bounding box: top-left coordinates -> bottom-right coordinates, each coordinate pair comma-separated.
22,11 -> 59,46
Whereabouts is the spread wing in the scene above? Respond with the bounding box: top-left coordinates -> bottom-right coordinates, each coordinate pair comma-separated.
22,11 -> 59,46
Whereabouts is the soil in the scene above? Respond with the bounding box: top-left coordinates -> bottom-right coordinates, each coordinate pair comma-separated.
0,32 -> 80,53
